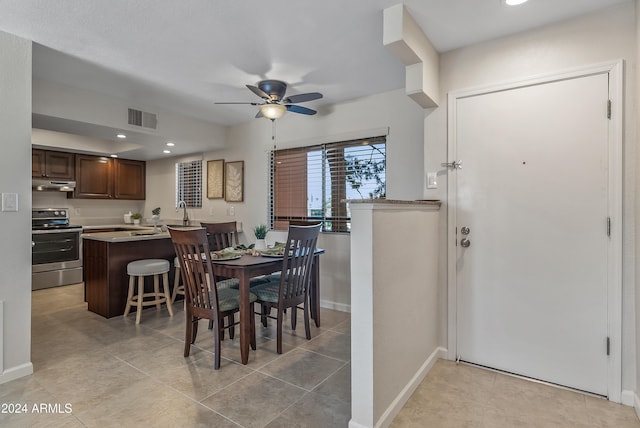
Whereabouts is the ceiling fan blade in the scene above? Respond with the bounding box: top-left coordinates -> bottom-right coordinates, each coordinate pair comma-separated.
255,110 -> 264,119
286,104 -> 317,115
247,84 -> 270,100
283,92 -> 323,104
214,102 -> 261,105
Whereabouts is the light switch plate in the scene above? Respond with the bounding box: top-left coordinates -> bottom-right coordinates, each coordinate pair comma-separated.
1,193 -> 18,212
427,172 -> 438,189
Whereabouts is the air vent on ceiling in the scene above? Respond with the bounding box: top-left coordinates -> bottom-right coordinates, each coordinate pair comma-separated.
128,108 -> 158,130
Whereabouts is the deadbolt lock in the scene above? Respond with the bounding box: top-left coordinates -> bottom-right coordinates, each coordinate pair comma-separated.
461,226 -> 470,235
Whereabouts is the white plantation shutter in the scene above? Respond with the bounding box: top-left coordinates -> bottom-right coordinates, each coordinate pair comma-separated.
176,160 -> 202,208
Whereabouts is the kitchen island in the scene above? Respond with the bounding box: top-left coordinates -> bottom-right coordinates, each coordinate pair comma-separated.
83,229 -> 177,318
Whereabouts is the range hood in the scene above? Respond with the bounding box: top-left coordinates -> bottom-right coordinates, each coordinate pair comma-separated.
32,179 -> 76,192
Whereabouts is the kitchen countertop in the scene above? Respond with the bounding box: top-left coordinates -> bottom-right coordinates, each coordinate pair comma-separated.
82,228 -> 171,242
81,224 -> 150,231
82,225 -> 204,242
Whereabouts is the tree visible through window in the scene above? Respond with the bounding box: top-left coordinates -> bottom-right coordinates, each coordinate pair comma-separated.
270,136 -> 386,232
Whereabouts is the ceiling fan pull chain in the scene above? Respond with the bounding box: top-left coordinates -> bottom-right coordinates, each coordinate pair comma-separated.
272,118 -> 277,150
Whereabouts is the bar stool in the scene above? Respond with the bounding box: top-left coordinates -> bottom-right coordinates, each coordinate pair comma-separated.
171,256 -> 184,304
124,259 -> 174,324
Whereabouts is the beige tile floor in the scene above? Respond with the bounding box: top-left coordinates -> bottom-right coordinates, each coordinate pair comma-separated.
3,283 -> 350,427
392,359 -> 640,428
3,283 -> 639,427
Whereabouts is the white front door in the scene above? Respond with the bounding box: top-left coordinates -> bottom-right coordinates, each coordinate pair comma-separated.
454,72 -> 611,395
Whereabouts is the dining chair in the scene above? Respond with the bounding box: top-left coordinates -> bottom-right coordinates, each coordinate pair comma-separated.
199,221 -> 267,335
251,223 -> 321,354
168,227 -> 257,369
200,221 -> 239,250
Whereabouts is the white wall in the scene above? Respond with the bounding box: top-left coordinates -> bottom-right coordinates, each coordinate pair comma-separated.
635,0 -> 640,415
350,202 -> 442,428
32,78 -> 228,158
0,31 -> 33,383
146,89 -> 425,310
424,2 -> 637,399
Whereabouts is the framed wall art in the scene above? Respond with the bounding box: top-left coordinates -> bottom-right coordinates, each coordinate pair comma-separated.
207,159 -> 225,199
224,160 -> 244,202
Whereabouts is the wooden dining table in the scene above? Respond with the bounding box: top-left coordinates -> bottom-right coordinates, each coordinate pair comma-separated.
211,249 -> 324,364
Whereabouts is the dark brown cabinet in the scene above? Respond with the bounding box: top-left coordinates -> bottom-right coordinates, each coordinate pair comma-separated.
84,236 -> 175,318
114,158 -> 145,200
32,149 -> 75,180
72,155 -> 145,200
73,155 -> 113,199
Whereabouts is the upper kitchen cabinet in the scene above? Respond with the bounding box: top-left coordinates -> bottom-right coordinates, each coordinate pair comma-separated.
32,149 -> 75,180
113,158 -> 145,200
73,154 -> 113,199
72,154 -> 145,200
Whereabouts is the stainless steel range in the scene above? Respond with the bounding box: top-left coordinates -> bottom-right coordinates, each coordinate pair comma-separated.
32,208 -> 83,290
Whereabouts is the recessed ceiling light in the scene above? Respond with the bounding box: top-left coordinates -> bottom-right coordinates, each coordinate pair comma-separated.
163,150 -> 171,154
116,134 -> 127,139
504,0 -> 528,5
110,154 -> 118,158
166,142 -> 175,147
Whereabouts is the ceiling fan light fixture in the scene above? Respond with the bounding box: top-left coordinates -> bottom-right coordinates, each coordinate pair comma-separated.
259,103 -> 286,120
503,0 -> 528,5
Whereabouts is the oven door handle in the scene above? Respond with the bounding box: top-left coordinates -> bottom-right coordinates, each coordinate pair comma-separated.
32,228 -> 82,235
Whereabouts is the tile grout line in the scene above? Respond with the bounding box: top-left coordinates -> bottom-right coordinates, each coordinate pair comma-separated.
115,354 -> 250,427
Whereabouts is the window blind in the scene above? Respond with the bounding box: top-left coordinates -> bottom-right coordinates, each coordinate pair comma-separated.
270,136 -> 386,232
176,160 -> 202,208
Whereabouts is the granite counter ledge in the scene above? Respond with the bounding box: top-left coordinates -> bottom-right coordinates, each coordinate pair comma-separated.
82,224 -> 151,231
82,229 -> 170,242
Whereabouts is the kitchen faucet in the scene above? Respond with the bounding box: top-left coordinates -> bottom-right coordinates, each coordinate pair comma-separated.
177,200 -> 189,226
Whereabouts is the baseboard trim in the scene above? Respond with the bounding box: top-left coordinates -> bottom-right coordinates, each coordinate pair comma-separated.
0,362 -> 33,385
634,392 -> 640,420
349,421 -> 369,428
320,299 -> 350,313
374,346 -> 447,428
620,389 -> 634,406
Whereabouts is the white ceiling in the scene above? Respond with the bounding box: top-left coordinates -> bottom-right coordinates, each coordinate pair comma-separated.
0,0 -> 630,159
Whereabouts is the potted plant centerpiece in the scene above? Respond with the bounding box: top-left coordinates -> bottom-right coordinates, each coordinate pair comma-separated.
131,212 -> 142,225
253,224 -> 268,250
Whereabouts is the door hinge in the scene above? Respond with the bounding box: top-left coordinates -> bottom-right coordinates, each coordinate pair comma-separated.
607,100 -> 612,119
606,337 -> 610,356
607,217 -> 611,237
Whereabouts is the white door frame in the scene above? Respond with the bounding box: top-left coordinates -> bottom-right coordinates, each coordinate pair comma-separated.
446,60 -> 623,402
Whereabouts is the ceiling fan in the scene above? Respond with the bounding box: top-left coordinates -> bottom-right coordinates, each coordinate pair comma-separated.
216,79 -> 323,120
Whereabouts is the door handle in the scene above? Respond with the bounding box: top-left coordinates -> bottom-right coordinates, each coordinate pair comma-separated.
460,238 -> 471,248
441,160 -> 463,170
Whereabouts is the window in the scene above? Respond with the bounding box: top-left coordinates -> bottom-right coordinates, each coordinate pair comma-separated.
270,136 -> 386,232
176,160 -> 202,208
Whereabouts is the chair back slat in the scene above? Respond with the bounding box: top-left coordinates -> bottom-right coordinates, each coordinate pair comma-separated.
278,224 -> 320,306
169,227 -> 220,318
201,221 -> 239,251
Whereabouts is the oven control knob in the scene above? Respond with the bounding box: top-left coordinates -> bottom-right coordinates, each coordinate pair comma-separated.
60,210 -> 66,216
54,211 -> 59,216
